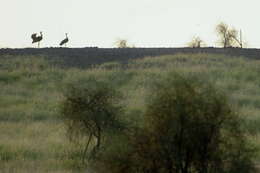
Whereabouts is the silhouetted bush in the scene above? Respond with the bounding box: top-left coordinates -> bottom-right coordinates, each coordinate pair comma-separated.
60,78 -> 124,162
92,73 -> 256,173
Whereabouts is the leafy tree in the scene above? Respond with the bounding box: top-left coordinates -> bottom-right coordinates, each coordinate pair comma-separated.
60,78 -> 124,162
138,74 -> 256,173
92,73 -> 256,173
216,22 -> 243,48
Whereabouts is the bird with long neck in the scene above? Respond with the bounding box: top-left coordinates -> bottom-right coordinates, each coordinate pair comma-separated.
60,33 -> 69,47
31,32 -> 43,48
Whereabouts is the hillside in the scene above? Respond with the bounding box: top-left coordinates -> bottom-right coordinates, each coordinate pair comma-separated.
1,47 -> 260,68
0,53 -> 260,172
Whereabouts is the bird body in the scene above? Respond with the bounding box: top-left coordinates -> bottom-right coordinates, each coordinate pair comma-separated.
31,33 -> 37,41
31,32 -> 43,47
60,33 -> 69,47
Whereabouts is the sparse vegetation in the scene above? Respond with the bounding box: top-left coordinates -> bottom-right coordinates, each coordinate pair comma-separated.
114,39 -> 134,48
115,39 -> 128,48
0,53 -> 260,172
187,36 -> 205,48
90,73 -> 256,173
60,78 -> 124,162
216,22 -> 242,48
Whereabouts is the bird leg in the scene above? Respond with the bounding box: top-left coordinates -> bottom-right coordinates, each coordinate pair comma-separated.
38,42 -> 40,48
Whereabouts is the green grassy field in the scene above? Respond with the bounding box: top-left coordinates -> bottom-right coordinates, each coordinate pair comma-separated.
0,53 -> 260,172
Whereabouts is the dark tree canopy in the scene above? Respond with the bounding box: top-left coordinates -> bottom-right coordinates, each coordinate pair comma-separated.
60,78 -> 124,162
92,73 -> 256,173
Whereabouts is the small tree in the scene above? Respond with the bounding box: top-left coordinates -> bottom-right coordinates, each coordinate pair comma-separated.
60,79 -> 124,162
187,36 -> 205,48
92,73 -> 256,173
115,39 -> 130,48
137,74 -> 256,173
216,22 -> 242,48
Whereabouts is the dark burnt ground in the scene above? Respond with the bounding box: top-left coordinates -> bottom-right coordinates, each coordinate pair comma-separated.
0,47 -> 260,68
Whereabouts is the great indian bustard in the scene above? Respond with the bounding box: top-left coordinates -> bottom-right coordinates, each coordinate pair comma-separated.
31,32 -> 43,48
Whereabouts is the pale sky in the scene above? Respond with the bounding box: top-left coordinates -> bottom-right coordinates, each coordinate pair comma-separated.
1,0 -> 260,48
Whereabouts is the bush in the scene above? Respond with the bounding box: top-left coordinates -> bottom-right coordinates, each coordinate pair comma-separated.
60,78 -> 124,162
93,73 -> 256,173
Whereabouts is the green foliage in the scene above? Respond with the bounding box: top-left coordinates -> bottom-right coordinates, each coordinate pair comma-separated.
0,145 -> 18,161
60,78 -> 124,161
99,62 -> 122,70
92,73 -> 256,173
1,54 -> 260,172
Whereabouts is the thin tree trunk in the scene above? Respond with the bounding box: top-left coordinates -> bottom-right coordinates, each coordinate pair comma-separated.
82,133 -> 93,164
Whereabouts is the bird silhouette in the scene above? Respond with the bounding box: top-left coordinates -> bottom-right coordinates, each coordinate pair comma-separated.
60,33 -> 69,47
31,32 -> 43,48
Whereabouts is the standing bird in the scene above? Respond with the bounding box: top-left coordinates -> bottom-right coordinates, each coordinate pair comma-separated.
31,32 -> 43,48
60,33 -> 69,47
